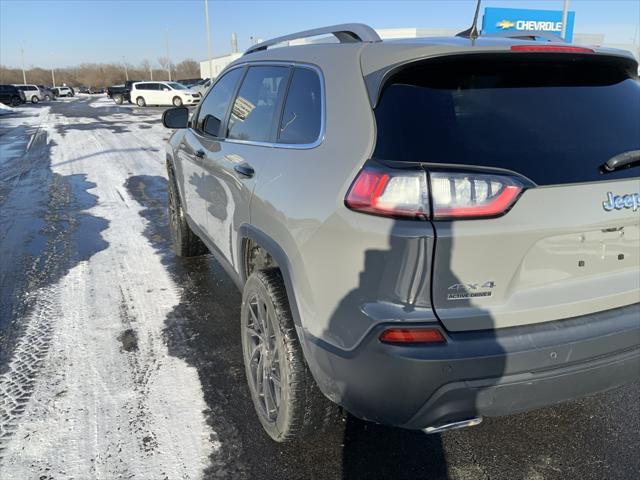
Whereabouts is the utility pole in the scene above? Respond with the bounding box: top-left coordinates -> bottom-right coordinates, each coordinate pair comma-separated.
21,47 -> 26,84
122,57 -> 129,81
561,0 -> 570,40
166,29 -> 172,81
149,64 -> 153,80
51,66 -> 56,86
205,0 -> 213,78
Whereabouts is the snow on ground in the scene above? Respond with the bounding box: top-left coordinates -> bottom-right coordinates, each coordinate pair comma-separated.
0,99 -> 216,479
0,103 -> 15,115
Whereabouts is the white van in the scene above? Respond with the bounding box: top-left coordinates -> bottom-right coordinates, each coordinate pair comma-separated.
130,82 -> 201,107
14,84 -> 45,103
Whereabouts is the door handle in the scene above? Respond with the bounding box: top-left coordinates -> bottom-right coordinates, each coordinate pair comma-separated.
195,149 -> 205,159
234,163 -> 255,178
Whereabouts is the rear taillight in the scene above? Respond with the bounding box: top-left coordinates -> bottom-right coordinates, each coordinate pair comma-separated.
345,165 -> 525,220
430,171 -> 523,219
345,168 -> 429,219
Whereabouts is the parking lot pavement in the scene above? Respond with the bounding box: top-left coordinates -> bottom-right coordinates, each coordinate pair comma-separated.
0,96 -> 638,480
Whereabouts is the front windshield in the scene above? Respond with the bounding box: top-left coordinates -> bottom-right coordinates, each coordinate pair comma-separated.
167,82 -> 187,90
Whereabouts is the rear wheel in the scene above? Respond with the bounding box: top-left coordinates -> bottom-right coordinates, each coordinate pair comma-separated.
172,96 -> 183,107
114,94 -> 124,105
136,96 -> 146,107
167,166 -> 208,257
31,96 -> 39,104
241,269 -> 339,442
44,94 -> 51,102
10,96 -> 20,107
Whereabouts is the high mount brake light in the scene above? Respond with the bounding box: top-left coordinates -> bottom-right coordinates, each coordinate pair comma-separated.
345,166 -> 525,220
510,45 -> 595,54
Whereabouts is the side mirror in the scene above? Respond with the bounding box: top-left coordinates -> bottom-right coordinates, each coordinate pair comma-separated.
162,107 -> 189,129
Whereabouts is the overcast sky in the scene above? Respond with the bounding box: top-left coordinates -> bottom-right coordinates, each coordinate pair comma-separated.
1,0 -> 638,68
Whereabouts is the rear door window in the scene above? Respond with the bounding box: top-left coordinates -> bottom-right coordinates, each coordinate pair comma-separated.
196,67 -> 243,137
373,56 -> 640,185
227,65 -> 289,143
277,67 -> 322,145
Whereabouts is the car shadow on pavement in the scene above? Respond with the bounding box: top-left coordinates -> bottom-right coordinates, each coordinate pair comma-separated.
125,174 -> 505,480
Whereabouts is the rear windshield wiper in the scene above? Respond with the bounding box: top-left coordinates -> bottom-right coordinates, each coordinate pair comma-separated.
602,150 -> 640,173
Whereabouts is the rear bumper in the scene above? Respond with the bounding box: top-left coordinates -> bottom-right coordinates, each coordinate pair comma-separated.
303,303 -> 640,429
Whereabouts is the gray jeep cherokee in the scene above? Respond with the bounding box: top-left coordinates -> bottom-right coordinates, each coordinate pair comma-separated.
162,24 -> 640,441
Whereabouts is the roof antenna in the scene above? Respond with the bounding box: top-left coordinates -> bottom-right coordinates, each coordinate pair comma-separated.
456,0 -> 482,40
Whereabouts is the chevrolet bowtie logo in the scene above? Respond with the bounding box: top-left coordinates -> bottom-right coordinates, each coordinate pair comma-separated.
497,20 -> 516,29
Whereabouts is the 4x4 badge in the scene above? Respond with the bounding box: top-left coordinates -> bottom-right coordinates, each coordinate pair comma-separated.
447,281 -> 495,300
602,192 -> 640,212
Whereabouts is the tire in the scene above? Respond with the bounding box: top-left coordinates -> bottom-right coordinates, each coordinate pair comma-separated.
241,269 -> 339,442
44,95 -> 51,102
167,165 -> 208,257
114,94 -> 124,105
136,96 -> 146,107
10,96 -> 20,107
172,96 -> 183,107
31,96 -> 39,104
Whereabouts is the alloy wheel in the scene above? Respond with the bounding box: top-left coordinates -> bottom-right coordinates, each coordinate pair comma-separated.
243,293 -> 282,423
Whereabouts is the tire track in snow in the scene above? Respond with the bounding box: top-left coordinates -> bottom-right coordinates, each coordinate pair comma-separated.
0,99 -> 216,479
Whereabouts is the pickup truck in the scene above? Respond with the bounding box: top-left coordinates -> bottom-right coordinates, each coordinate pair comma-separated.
106,80 -> 140,105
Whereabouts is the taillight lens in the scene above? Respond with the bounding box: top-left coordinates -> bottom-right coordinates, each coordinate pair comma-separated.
345,165 -> 525,220
345,168 -> 429,219
430,171 -> 523,219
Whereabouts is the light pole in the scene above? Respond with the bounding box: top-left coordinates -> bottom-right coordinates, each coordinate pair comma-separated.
122,56 -> 129,81
51,65 -> 55,86
561,0 -> 570,40
149,63 -> 153,81
166,29 -> 172,81
205,0 -> 213,78
21,47 -> 26,84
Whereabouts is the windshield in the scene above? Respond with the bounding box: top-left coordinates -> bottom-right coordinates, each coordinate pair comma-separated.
373,55 -> 640,185
167,82 -> 187,90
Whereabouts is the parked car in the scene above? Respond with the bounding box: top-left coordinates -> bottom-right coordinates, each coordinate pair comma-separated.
130,81 -> 201,107
162,24 -> 640,442
37,85 -> 56,101
191,78 -> 212,96
0,84 -> 26,106
52,86 -> 74,97
106,80 -> 140,104
177,78 -> 202,88
14,84 -> 46,103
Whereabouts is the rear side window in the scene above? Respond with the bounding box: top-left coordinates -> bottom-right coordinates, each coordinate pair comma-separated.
373,56 -> 640,185
227,66 -> 288,143
197,67 -> 243,137
278,67 -> 322,145
136,83 -> 148,90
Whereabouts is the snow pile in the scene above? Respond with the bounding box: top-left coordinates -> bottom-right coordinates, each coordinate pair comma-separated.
0,103 -> 16,115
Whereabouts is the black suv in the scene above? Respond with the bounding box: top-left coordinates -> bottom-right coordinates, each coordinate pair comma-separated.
0,85 -> 26,107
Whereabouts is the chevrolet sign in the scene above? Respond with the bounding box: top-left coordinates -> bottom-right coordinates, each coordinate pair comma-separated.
483,7 -> 575,41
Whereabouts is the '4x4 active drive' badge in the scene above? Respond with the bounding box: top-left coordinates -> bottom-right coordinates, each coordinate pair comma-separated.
602,192 -> 640,212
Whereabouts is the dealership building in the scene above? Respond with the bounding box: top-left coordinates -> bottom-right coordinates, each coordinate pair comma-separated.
200,7 -> 639,79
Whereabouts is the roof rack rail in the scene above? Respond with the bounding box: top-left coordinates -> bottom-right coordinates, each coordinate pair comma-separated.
244,23 -> 382,56
486,31 -> 567,43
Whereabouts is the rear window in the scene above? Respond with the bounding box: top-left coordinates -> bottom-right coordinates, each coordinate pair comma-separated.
373,55 -> 640,185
